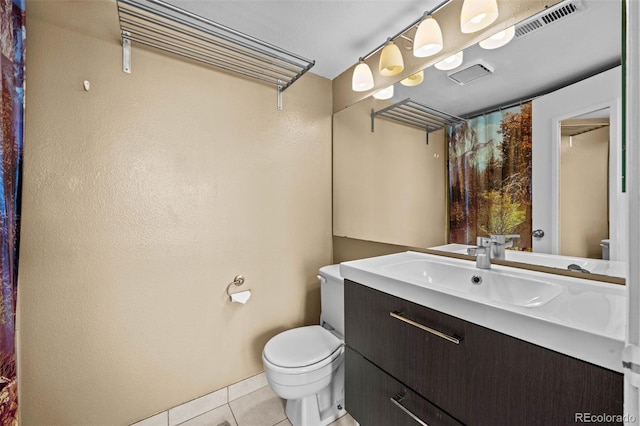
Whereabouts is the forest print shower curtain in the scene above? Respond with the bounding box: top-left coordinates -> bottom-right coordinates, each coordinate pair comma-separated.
0,0 -> 24,423
448,102 -> 532,250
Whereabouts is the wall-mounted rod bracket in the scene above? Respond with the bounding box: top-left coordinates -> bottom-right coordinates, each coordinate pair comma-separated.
370,109 -> 375,133
277,80 -> 283,111
122,31 -> 131,73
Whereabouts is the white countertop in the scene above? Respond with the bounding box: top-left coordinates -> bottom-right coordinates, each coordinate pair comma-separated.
340,251 -> 626,373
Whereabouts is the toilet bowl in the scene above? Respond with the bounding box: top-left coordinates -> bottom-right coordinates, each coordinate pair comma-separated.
262,265 -> 346,426
263,325 -> 345,426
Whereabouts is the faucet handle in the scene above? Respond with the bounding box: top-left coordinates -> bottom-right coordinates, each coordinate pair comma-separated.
476,236 -> 492,247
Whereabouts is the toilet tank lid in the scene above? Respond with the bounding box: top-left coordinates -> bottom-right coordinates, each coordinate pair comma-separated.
319,264 -> 342,281
263,325 -> 342,368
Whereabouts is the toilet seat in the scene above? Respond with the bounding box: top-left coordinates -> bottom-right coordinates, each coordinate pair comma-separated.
263,326 -> 344,374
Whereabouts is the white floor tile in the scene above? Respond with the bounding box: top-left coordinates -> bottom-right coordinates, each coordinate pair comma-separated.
328,413 -> 357,426
130,411 -> 168,426
169,388 -> 228,426
228,373 -> 268,402
177,404 -> 238,426
228,386 -> 286,426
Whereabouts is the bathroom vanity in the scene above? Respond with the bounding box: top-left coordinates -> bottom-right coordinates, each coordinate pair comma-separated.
341,252 -> 625,425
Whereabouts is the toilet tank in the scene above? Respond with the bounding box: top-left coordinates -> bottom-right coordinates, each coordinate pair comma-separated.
318,264 -> 344,337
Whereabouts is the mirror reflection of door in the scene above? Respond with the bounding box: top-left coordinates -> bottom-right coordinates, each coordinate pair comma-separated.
559,108 -> 610,259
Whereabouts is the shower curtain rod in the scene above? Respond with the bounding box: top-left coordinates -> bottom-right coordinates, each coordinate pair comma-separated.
461,61 -> 621,120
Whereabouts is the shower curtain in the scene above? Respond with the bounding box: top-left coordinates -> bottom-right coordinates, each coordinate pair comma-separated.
448,102 -> 532,250
0,0 -> 25,423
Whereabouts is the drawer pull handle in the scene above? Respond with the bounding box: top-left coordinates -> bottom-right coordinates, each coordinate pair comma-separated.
390,311 -> 461,345
390,395 -> 429,426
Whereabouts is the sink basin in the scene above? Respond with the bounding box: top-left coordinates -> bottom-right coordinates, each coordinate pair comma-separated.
381,259 -> 565,307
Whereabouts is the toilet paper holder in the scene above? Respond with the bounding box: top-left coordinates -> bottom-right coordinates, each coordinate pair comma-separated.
226,275 -> 245,296
226,275 -> 251,304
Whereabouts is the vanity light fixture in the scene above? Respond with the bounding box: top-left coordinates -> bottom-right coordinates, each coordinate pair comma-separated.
435,51 -> 464,71
400,70 -> 424,86
413,16 -> 444,57
479,25 -> 515,49
379,40 -> 404,76
373,85 -> 394,100
460,0 -> 499,33
350,0 -> 451,93
352,60 -> 374,92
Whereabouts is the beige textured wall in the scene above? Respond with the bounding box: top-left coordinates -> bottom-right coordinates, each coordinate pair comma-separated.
333,97 -> 447,248
332,236 -> 410,263
18,1 -> 332,424
560,127 -> 610,258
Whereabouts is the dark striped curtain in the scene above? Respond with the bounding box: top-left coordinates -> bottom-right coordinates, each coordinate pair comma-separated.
448,102 -> 532,250
0,0 -> 25,423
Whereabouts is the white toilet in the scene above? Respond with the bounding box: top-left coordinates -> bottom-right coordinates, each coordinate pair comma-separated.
262,265 -> 346,426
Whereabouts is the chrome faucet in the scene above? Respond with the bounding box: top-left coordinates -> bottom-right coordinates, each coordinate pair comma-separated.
489,234 -> 520,260
467,237 -> 492,269
466,234 -> 520,269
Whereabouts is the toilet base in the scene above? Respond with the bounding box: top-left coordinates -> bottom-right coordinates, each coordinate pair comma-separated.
284,360 -> 346,426
285,395 -> 347,426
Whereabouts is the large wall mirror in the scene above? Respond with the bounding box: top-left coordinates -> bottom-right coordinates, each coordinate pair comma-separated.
333,0 -> 624,282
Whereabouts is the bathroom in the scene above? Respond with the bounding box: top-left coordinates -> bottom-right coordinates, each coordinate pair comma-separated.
7,0 -> 640,425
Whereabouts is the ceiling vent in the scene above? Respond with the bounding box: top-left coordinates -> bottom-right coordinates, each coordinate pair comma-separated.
515,0 -> 584,38
447,60 -> 494,85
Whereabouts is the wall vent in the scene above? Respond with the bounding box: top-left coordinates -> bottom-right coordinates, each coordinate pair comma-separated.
447,60 -> 494,85
515,0 -> 583,38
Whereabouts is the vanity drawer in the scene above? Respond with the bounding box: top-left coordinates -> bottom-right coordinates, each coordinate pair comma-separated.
345,346 -> 463,426
344,279 -> 469,416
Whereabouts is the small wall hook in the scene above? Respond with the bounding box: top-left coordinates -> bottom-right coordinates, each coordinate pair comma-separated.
83,80 -> 91,91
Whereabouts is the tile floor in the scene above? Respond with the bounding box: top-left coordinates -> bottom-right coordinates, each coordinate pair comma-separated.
178,385 -> 357,426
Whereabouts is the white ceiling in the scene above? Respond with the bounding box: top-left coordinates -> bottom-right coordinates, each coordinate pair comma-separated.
165,0 -> 621,117
167,0 -> 441,79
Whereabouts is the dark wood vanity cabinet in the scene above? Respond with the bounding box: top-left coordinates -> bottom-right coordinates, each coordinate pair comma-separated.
344,279 -> 624,426
346,346 -> 463,426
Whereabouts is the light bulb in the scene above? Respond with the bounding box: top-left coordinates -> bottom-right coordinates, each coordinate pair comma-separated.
352,62 -> 374,92
435,51 -> 464,71
400,70 -> 424,87
413,16 -> 443,58
471,13 -> 487,24
460,0 -> 499,33
373,85 -> 394,100
479,26 -> 515,49
379,41 -> 404,76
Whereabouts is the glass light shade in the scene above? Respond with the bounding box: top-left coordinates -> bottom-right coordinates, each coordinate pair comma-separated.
435,51 -> 464,71
400,70 -> 424,86
373,85 -> 394,100
413,17 -> 443,58
479,25 -> 515,49
379,42 -> 404,76
460,0 -> 499,33
352,62 -> 374,92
